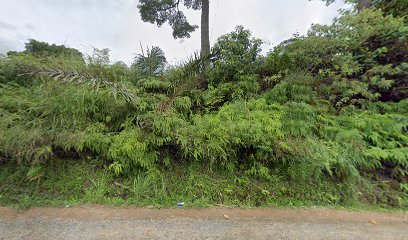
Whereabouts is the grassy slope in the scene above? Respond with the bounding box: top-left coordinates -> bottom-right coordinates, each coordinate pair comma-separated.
1,159 -> 406,211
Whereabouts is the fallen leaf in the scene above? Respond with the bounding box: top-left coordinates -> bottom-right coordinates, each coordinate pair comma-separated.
369,219 -> 378,225
224,214 -> 230,219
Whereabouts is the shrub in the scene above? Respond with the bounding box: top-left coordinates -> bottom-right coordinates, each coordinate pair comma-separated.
209,26 -> 263,85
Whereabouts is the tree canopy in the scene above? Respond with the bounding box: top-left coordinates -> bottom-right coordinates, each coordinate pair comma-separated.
8,39 -> 84,62
138,0 -> 201,39
138,0 -> 210,56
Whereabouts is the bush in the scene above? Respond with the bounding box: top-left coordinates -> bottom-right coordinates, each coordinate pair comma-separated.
271,9 -> 408,106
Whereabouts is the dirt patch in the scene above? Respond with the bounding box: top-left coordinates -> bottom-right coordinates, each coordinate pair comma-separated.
1,206 -> 407,223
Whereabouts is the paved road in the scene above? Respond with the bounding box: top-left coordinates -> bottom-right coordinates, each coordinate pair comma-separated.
0,206 -> 407,240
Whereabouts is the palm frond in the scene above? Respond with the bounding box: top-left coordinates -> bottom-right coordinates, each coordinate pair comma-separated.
26,66 -> 137,104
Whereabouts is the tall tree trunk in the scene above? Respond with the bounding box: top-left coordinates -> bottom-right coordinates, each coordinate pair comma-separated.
201,0 -> 210,57
358,0 -> 371,12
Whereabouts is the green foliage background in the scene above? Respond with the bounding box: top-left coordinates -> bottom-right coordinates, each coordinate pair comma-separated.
0,7 -> 407,209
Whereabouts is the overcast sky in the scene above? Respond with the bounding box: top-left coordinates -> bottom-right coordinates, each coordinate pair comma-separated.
0,0 -> 347,64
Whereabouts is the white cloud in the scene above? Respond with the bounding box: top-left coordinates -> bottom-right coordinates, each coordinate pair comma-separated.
0,21 -> 17,31
0,36 -> 19,55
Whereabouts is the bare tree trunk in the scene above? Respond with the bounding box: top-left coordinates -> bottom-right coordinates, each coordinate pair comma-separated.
358,0 -> 371,12
201,0 -> 210,57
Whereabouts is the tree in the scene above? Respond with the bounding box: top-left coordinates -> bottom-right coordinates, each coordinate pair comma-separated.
372,0 -> 407,18
132,46 -> 167,78
357,0 -> 370,12
320,0 -> 408,16
88,48 -> 110,66
138,0 -> 210,56
8,39 -> 84,62
210,26 -> 263,84
316,0 -> 371,12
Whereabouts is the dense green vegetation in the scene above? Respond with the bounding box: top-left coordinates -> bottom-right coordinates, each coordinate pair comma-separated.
0,6 -> 407,209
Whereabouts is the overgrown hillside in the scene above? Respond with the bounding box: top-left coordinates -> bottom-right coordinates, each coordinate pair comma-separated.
0,8 -> 407,209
